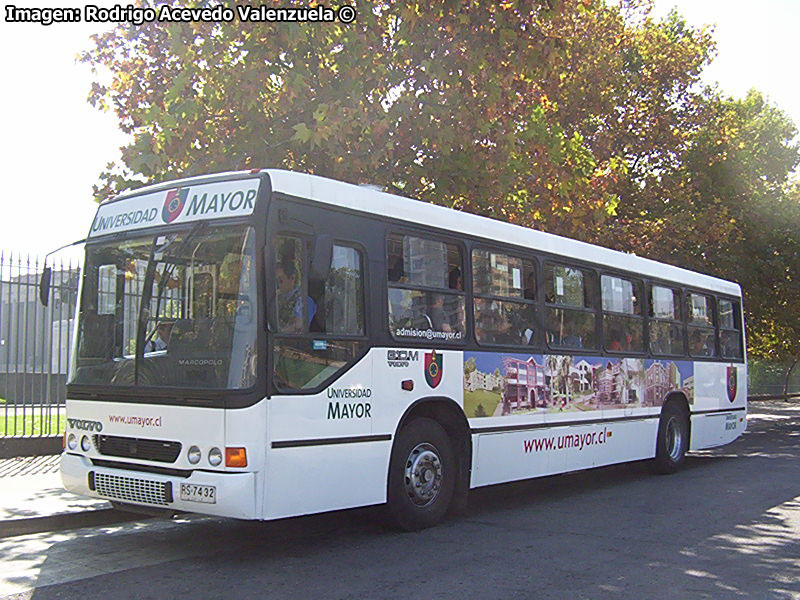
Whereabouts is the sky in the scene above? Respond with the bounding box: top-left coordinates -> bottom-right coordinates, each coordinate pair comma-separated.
0,0 -> 798,263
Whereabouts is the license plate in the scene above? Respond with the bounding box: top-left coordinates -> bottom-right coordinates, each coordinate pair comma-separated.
180,483 -> 216,504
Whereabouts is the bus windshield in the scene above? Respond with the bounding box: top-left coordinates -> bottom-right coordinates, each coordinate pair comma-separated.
69,224 -> 258,390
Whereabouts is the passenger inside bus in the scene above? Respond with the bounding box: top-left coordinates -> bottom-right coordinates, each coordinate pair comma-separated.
689,330 -> 713,356
147,321 -> 173,352
475,300 -> 523,345
607,328 -> 623,351
276,263 -> 317,333
425,293 -> 452,332
524,271 -> 536,301
444,268 -> 465,330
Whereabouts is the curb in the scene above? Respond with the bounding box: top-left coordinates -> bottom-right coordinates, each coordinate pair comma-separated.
0,437 -> 62,460
0,508 -> 144,540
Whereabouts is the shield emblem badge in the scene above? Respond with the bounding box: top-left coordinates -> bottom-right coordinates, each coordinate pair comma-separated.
162,188 -> 188,223
727,366 -> 737,403
424,350 -> 443,388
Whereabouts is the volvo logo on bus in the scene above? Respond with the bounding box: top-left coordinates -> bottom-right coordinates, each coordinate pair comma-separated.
162,188 -> 189,223
67,419 -> 103,432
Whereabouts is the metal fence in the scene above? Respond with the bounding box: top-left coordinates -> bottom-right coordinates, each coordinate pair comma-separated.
0,252 -> 79,438
748,359 -> 800,397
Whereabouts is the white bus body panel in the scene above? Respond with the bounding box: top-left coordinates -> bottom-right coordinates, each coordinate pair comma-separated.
262,442 -> 391,519
61,453 -> 257,519
61,399 -> 266,519
471,418 -> 659,487
689,361 -> 747,450
262,347 -> 464,519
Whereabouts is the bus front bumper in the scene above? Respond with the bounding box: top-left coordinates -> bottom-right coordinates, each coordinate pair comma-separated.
61,453 -> 257,519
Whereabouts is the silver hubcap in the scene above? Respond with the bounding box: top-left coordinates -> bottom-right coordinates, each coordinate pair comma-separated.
666,417 -> 684,461
404,443 -> 443,507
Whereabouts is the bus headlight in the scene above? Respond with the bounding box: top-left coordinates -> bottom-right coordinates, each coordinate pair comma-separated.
67,433 -> 77,450
208,447 -> 223,466
187,446 -> 201,464
81,436 -> 91,452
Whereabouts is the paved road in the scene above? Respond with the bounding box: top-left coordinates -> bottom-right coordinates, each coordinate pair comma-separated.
2,402 -> 798,600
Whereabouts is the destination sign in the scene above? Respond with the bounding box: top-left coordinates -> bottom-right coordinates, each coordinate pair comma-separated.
88,178 -> 261,238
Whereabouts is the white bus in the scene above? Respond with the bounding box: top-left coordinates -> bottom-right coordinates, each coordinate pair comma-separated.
59,170 -> 746,530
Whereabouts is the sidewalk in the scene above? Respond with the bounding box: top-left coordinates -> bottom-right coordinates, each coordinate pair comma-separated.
0,454 -> 115,539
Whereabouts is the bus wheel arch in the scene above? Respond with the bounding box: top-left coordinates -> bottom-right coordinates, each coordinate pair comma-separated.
387,398 -> 472,529
652,392 -> 691,474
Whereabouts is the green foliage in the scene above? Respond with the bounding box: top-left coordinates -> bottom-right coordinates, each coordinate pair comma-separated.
605,89 -> 800,361
82,0 -> 631,232
748,359 -> 800,393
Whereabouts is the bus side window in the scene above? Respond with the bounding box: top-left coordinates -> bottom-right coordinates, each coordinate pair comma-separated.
601,274 -> 644,353
718,298 -> 743,359
321,245 -> 364,335
387,233 -> 465,342
649,285 -> 684,356
272,237 -> 367,391
687,293 -> 716,357
544,264 -> 597,350
472,248 -> 536,346
274,236 -> 311,334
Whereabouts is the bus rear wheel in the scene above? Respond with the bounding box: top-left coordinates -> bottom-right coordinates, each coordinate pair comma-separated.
652,403 -> 689,474
387,417 -> 456,531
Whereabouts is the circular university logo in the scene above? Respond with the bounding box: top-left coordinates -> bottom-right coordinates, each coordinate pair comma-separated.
428,362 -> 439,378
162,188 -> 187,223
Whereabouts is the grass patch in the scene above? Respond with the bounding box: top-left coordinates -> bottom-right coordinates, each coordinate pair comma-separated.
0,411 -> 65,437
464,388 -> 501,418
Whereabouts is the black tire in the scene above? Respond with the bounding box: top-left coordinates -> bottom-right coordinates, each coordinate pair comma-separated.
387,417 -> 456,531
652,403 -> 689,474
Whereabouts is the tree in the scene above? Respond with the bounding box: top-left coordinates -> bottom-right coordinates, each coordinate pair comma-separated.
83,0 -> 711,238
606,90 -> 800,361
83,0 -> 798,359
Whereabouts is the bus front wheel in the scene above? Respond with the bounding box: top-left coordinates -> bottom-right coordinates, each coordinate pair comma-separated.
387,417 -> 456,531
652,403 -> 689,474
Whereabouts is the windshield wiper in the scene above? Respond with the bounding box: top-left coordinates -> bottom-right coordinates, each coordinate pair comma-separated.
133,221 -> 208,383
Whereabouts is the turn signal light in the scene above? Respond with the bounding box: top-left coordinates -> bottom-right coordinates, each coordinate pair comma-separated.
226,447 -> 247,468
401,380 -> 414,391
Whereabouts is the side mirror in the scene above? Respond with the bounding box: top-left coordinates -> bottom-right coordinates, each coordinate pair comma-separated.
39,267 -> 52,307
309,234 -> 333,285
38,237 -> 86,307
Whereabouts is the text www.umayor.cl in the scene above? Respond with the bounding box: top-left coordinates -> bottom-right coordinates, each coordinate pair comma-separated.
108,415 -> 162,428
523,428 -> 612,453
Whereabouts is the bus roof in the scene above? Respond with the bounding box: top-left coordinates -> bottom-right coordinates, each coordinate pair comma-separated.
265,169 -> 741,297
104,168 -> 740,296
